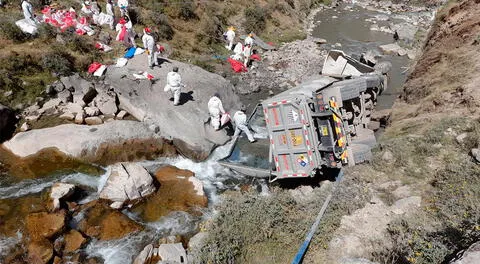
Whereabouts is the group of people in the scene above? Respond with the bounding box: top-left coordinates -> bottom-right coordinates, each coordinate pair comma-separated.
162,67 -> 255,143
224,26 -> 256,68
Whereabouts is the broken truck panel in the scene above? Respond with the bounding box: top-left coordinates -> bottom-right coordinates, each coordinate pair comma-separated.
220,50 -> 389,180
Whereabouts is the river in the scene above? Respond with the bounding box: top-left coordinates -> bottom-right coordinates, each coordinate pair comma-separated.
0,2 -> 435,263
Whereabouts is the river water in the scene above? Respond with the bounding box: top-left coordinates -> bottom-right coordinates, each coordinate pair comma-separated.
0,3 -> 434,263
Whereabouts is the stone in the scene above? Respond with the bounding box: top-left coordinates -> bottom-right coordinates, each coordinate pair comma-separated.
379,43 -> 403,55
158,243 -> 187,263
40,98 -> 62,113
53,256 -> 62,264
83,106 -> 100,116
64,229 -> 86,253
59,112 -> 75,121
450,241 -> 480,264
99,162 -> 156,206
188,232 -> 208,252
3,90 -> 12,97
75,110 -> 85,124
116,110 -> 128,120
382,150 -> 394,162
82,86 -> 98,105
57,89 -> 73,104
26,211 -> 65,240
370,109 -> 391,123
397,48 -> 407,56
367,121 -> 381,131
94,92 -> 118,117
3,121 -> 165,162
28,238 -> 53,264
188,177 -> 205,197
53,236 -> 65,255
133,244 -> 154,264
471,148 -> 480,162
63,103 -> 84,115
456,133 -> 468,144
50,183 -> 75,210
79,201 -> 143,240
52,80 -> 65,93
85,116 -> 103,125
20,122 -> 30,132
0,104 -> 17,143
313,38 -> 327,44
25,115 -> 41,122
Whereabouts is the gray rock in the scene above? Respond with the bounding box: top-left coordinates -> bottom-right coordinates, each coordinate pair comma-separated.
116,110 -> 128,120
382,150 -> 394,162
25,115 -> 41,122
133,244 -> 154,264
59,112 -> 75,121
390,22 -> 418,42
471,148 -> 480,163
158,243 -> 187,264
20,122 -> 29,132
84,106 -> 100,117
52,81 -> 65,93
57,89 -> 73,104
63,103 -> 84,115
50,183 -> 75,210
450,241 -> 480,264
456,133 -> 468,144
99,162 -> 156,206
3,90 -> 12,97
75,111 -> 85,124
367,121 -> 381,131
39,98 -> 62,113
3,121 -> 160,159
60,74 -> 91,94
94,92 -> 118,117
85,116 -> 103,125
0,104 -> 17,142
379,43 -> 404,55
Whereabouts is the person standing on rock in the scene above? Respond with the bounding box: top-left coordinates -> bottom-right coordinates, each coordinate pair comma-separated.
224,26 -> 235,51
243,43 -> 252,68
233,105 -> 255,143
208,93 -> 226,131
164,67 -> 185,106
142,27 -> 158,69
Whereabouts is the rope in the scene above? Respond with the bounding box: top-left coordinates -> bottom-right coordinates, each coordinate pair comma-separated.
291,169 -> 345,264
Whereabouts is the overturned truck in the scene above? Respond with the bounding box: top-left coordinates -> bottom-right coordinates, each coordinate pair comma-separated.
220,50 -> 391,181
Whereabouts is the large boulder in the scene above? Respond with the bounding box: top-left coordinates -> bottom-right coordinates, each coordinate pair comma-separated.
2,121 -> 169,163
78,201 -> 143,240
99,162 -> 156,207
0,103 -> 17,143
104,56 -> 242,160
451,241 -> 480,264
63,229 -> 86,253
94,90 -> 118,117
26,211 -> 66,240
133,244 -> 154,264
131,165 -> 207,222
28,238 -> 54,264
158,243 -> 187,263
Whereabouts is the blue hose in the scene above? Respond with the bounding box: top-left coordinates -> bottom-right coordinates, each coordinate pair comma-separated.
291,170 -> 344,264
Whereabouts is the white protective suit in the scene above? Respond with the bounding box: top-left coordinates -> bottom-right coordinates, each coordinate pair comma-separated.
106,2 -> 114,16
164,71 -> 184,105
118,0 -> 129,16
208,96 -> 225,130
243,44 -> 252,67
115,20 -> 135,47
230,42 -> 243,61
142,33 -> 158,68
92,12 -> 114,29
21,0 -> 34,22
225,29 -> 235,50
244,35 -> 254,46
233,110 -> 255,142
81,3 -> 93,16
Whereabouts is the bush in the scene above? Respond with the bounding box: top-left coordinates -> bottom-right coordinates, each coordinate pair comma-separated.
36,23 -> 57,42
197,14 -> 223,45
243,6 -> 268,34
153,14 -> 174,40
0,51 -> 42,73
59,32 -> 93,54
178,2 -> 197,20
0,18 -> 29,43
42,49 -> 75,76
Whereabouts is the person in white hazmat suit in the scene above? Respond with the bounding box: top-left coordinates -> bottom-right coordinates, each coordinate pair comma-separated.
118,0 -> 129,17
106,0 -> 115,29
208,94 -> 226,130
142,27 -> 158,69
243,44 -> 252,68
230,42 -> 243,61
244,33 -> 254,46
21,0 -> 35,23
164,67 -> 185,106
233,106 -> 255,143
225,26 -> 235,50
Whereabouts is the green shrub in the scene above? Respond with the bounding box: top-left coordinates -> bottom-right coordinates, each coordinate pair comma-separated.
153,14 -> 174,40
243,6 -> 268,34
196,14 -> 223,45
0,51 -> 42,73
42,49 -> 75,76
58,32 -> 93,54
36,23 -> 57,42
0,18 -> 29,43
178,2 -> 197,20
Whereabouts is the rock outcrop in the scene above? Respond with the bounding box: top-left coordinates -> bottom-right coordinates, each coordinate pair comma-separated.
451,241 -> 480,264
104,56 -> 242,160
99,162 -> 157,208
26,211 -> 66,240
63,229 -> 86,253
2,120 -> 169,163
0,104 -> 17,143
